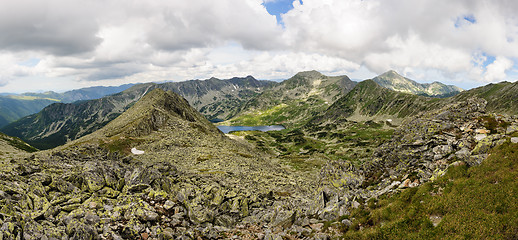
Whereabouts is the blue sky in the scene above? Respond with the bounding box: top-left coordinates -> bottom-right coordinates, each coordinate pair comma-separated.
262,0 -> 302,25
0,0 -> 517,93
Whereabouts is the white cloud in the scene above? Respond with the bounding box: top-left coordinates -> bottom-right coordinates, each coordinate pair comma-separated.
1,0 -> 518,93
483,56 -> 514,82
282,0 -> 518,85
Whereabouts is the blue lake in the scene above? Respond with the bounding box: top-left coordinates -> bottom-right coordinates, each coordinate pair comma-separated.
217,125 -> 285,134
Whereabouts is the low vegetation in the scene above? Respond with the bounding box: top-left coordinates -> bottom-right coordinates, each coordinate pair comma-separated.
334,140 -> 518,239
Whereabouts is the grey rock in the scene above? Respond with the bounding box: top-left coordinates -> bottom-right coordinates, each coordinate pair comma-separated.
139,210 -> 159,222
84,211 -> 101,225
214,214 -> 235,228
507,125 -> 518,135
466,154 -> 487,166
341,219 -> 353,227
163,200 -> 175,211
271,210 -> 296,228
455,148 -> 470,159
474,134 -> 487,141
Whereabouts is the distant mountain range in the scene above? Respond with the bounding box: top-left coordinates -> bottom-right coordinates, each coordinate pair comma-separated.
306,76 -> 518,131
308,79 -> 443,126
20,84 -> 136,103
0,84 -> 135,127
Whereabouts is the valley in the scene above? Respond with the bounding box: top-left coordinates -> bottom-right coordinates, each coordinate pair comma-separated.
0,70 -> 517,239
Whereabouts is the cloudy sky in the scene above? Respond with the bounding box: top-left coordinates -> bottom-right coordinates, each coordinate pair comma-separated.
0,0 -> 517,93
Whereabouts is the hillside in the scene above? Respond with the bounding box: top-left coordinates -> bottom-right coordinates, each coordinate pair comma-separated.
453,80 -> 518,115
0,131 -> 37,156
223,70 -> 356,127
310,80 -> 443,126
332,100 -> 518,239
373,70 -> 463,97
1,76 -> 272,149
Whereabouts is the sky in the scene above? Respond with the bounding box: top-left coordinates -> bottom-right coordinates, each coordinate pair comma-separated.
0,0 -> 518,93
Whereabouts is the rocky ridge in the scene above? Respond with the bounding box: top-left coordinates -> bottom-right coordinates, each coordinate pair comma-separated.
315,97 -> 518,224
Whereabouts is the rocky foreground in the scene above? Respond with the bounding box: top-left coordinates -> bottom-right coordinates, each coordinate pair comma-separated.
0,90 -> 517,239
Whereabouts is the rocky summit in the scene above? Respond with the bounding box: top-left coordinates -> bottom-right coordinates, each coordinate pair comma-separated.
373,70 -> 463,98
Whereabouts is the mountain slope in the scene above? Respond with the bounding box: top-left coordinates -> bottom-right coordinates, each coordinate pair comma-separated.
78,88 -> 221,143
159,75 -> 274,120
310,80 -> 443,126
373,70 -> 463,97
453,80 -> 518,115
224,70 -> 356,127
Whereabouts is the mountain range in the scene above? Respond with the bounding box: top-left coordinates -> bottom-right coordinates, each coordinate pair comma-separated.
0,69 -> 517,239
1,76 -> 272,149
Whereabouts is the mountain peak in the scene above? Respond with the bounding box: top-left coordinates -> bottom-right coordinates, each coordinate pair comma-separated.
294,70 -> 324,78
374,71 -> 462,97
96,88 -> 218,138
380,70 -> 404,78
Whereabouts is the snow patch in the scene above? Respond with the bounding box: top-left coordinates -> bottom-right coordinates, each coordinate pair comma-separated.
131,147 -> 145,155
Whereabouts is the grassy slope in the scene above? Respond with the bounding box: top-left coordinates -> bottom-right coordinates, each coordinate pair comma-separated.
453,81 -> 518,115
338,139 -> 518,239
312,80 -> 443,124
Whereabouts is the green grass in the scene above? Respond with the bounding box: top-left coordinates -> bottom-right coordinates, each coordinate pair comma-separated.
226,98 -> 328,128
234,121 -> 395,171
338,140 -> 518,239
